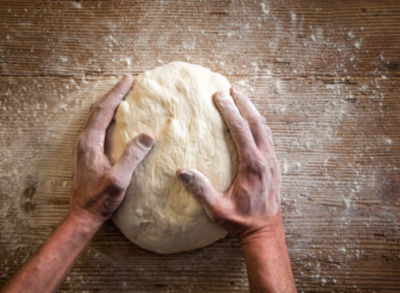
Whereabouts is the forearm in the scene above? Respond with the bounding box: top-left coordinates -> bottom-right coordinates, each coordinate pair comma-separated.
241,227 -> 296,293
1,212 -> 102,293
1,75 -> 143,293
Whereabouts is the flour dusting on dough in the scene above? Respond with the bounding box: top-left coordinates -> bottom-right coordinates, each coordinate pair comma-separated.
110,62 -> 238,254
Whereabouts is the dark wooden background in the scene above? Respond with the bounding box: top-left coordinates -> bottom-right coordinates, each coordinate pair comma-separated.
0,0 -> 399,292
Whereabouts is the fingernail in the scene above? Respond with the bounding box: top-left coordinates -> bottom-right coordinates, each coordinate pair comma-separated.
215,92 -> 227,101
232,85 -> 241,94
178,171 -> 192,185
138,134 -> 154,149
123,73 -> 133,80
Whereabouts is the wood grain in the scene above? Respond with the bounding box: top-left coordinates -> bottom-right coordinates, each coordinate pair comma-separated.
0,0 -> 399,292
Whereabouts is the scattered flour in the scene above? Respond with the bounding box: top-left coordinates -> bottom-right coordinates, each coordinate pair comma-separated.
72,2 -> 82,9
383,138 -> 392,146
0,2 -> 397,290
260,2 -> 269,15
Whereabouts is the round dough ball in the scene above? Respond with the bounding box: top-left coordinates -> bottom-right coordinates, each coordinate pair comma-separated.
110,61 -> 238,254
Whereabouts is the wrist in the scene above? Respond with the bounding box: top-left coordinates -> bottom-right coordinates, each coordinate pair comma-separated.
239,215 -> 296,293
239,212 -> 286,248
66,209 -> 104,236
240,229 -> 286,256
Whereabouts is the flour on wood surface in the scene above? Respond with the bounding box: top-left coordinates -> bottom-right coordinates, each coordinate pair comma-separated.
1,1 -> 399,289
0,76 -> 118,275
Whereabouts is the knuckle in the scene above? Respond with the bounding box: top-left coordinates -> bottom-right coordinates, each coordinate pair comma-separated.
130,152 -> 142,163
75,133 -> 97,158
248,117 -> 263,128
232,117 -> 248,131
249,112 -> 268,127
105,175 -> 125,194
243,157 -> 267,178
89,102 -> 98,113
89,102 -> 103,113
90,101 -> 110,116
126,145 -> 143,162
251,116 -> 270,135
191,180 -> 206,197
75,134 -> 88,152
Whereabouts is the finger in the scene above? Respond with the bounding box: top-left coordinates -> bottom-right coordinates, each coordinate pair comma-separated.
176,168 -> 222,220
110,133 -> 155,186
213,92 -> 256,155
84,74 -> 134,147
104,121 -> 115,159
230,86 -> 273,152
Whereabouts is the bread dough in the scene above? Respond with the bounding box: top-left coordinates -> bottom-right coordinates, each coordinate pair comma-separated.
110,62 -> 238,254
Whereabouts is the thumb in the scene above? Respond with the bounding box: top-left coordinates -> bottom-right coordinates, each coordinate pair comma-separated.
176,168 -> 222,219
111,133 -> 155,186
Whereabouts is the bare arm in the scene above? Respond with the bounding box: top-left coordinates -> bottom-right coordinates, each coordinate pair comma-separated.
0,213 -> 101,293
240,214 -> 296,292
177,86 -> 296,293
1,75 -> 154,293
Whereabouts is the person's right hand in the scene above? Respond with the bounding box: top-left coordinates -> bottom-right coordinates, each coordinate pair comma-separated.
70,75 -> 155,227
176,86 -> 282,241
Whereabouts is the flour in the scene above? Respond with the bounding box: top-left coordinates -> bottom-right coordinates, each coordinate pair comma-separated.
1,1 -> 398,289
260,2 -> 269,15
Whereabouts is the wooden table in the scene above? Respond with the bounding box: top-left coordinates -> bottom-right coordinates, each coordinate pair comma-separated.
1,0 -> 399,291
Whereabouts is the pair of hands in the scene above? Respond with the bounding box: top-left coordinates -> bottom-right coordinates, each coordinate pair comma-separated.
70,74 -> 282,241
1,74 -> 294,293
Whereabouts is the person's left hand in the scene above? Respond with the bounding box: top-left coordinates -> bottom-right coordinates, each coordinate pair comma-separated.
70,75 -> 155,226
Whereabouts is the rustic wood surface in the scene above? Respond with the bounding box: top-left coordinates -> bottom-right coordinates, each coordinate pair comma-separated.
0,0 -> 399,292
